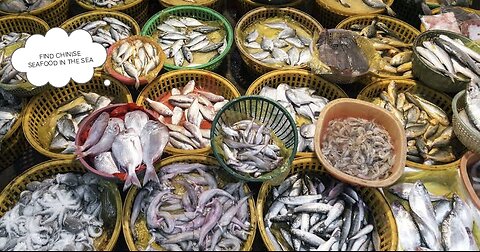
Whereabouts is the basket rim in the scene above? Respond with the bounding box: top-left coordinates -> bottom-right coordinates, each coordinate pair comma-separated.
358,78 -> 463,171
2,98 -> 27,143
452,90 -> 480,155
315,0 -> 394,17
59,10 -> 141,35
141,5 -> 234,71
241,0 -> 304,7
75,0 -> 144,12
0,159 -> 123,251
136,69 -> 241,155
0,0 -> 63,15
122,154 -> 257,251
420,6 -> 480,32
210,95 -> 299,182
256,156 -> 398,251
22,74 -> 134,160
459,151 -> 480,210
234,7 -> 324,73
159,0 -> 218,7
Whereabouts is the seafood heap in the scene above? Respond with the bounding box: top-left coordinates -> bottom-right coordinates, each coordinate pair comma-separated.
77,17 -> 133,48
264,173 -> 378,251
145,79 -> 228,150
259,84 -> 329,152
81,0 -> 126,8
0,0 -> 52,13
415,34 -> 480,83
371,81 -> 457,165
0,173 -> 114,251
48,92 -> 113,155
0,32 -> 30,85
131,163 -> 252,251
218,119 -> 284,178
0,89 -> 21,144
389,180 -> 479,250
155,16 -> 227,67
243,18 -> 313,67
349,19 -> 413,78
421,6 -> 480,41
111,38 -> 161,89
77,109 -> 169,190
321,117 -> 395,180
335,0 -> 395,16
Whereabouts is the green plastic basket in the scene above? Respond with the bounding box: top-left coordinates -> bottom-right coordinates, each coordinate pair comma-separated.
141,5 -> 233,72
211,95 -> 298,184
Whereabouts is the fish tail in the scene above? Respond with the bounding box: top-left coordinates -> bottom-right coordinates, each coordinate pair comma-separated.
134,77 -> 140,90
386,6 -> 396,16
142,163 -> 160,186
124,170 -> 141,191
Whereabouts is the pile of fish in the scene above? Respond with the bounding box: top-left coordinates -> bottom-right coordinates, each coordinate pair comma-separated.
81,0 -> 125,8
0,32 -> 30,85
156,16 -> 227,67
111,38 -> 160,89
49,92 -> 113,155
389,180 -> 479,251
264,173 -> 378,251
335,0 -> 395,16
0,0 -> 52,13
131,163 -> 252,251
349,19 -> 413,78
371,81 -> 457,165
78,17 -> 133,48
421,6 -> 480,41
243,18 -> 312,67
219,119 -> 284,178
77,109 -> 169,190
415,34 -> 480,83
0,89 -> 21,144
259,84 -> 329,152
321,117 -> 395,180
0,173 -> 113,251
145,79 -> 228,150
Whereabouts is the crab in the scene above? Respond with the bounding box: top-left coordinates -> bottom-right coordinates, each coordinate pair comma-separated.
37,189 -> 81,226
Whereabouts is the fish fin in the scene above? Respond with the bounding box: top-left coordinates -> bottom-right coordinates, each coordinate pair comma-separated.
124,171 -> 141,191
386,6 -> 396,16
142,164 -> 160,186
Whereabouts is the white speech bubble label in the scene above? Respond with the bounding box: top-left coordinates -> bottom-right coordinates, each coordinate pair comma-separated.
11,28 -> 107,88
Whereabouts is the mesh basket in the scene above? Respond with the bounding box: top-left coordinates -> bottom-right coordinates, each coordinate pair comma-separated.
452,91 -> 480,155
0,0 -> 68,27
75,0 -> 150,26
159,0 -> 224,12
238,0 -> 306,15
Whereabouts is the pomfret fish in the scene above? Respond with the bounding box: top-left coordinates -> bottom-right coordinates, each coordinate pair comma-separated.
112,128 -> 143,191
124,110 -> 149,135
94,152 -> 120,175
140,120 -> 169,186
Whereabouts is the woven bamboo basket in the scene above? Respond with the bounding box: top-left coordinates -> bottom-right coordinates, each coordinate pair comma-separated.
60,10 -> 141,37
0,15 -> 50,97
0,0 -> 68,27
0,159 -> 123,251
159,0 -> 224,12
452,90 -> 480,155
358,79 -> 463,171
123,154 -> 257,251
314,0 -> 394,28
238,0 -> 306,15
235,7 -> 323,76
75,0 -> 149,26
136,69 -> 240,156
23,74 -> 133,160
420,7 -> 480,32
257,157 -> 398,251
337,15 -> 420,83
245,69 -> 348,157
0,127 -> 29,172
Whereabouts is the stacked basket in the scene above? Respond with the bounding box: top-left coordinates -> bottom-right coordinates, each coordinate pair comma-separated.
0,0 -> 68,27
75,0 -> 150,26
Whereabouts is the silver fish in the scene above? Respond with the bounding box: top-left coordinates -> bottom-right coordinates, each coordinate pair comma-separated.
140,120 -> 169,186
94,152 -> 120,175
112,128 -> 143,191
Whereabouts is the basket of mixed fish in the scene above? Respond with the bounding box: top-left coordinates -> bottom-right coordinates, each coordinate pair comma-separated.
75,103 -> 169,191
0,89 -> 27,171
60,11 -> 141,50
104,35 -> 166,89
385,168 -> 480,250
0,0 -> 68,27
245,69 -> 348,157
22,74 -> 133,160
0,159 -> 123,251
452,82 -> 480,155
235,7 -> 322,76
123,155 -> 257,251
420,6 -> 480,41
137,69 -> 240,155
0,15 -> 50,97
237,0 -> 306,15
336,15 -> 420,82
75,0 -> 149,26
141,6 -> 233,71
313,0 -> 394,28
412,30 -> 480,93
358,79 -> 465,170
210,95 -> 298,183
159,0 -> 224,12
257,157 -> 398,251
